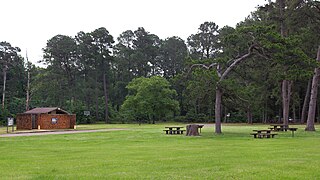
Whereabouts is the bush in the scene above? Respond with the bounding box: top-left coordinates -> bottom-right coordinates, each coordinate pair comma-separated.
226,112 -> 247,123
64,100 -> 96,124
0,108 -> 11,126
173,116 -> 186,122
174,112 -> 210,123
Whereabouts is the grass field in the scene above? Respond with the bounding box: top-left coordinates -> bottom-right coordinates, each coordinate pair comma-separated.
1,123 -> 320,179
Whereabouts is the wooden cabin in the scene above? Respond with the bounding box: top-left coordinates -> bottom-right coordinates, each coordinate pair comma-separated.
16,107 -> 76,130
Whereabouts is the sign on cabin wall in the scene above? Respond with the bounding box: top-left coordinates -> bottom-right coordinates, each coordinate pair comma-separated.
51,118 -> 58,124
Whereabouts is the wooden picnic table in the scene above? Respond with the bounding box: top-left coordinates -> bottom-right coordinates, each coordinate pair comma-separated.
164,126 -> 184,135
269,124 -> 286,131
269,124 -> 298,137
287,128 -> 298,137
198,124 -> 204,133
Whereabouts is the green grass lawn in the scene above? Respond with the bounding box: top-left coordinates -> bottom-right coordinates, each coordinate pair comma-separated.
1,123 -> 320,179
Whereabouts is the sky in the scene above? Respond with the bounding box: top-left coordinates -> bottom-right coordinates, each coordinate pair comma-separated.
0,0 -> 267,66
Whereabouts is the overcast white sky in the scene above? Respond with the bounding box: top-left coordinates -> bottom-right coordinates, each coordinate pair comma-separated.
0,0 -> 267,66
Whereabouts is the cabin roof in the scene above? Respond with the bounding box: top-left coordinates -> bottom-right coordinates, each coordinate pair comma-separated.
23,107 -> 70,114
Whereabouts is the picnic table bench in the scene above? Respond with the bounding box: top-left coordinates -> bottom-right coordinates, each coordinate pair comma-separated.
163,126 -> 185,135
251,130 -> 278,138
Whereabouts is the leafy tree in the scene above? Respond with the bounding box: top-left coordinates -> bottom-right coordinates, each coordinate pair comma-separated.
184,64 -> 216,119
75,31 -> 96,111
189,24 -> 313,133
0,41 -> 22,110
121,76 -> 179,124
132,27 -> 161,77
41,35 -> 78,108
158,36 -> 188,78
188,25 -> 258,133
113,30 -> 136,110
91,27 -> 114,123
188,22 -> 219,60
224,55 -> 278,124
257,0 -> 320,128
39,28 -> 115,123
113,28 -> 161,111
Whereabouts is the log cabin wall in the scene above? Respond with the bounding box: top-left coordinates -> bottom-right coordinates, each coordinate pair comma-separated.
16,114 -> 32,130
38,114 -> 76,129
70,115 -> 76,128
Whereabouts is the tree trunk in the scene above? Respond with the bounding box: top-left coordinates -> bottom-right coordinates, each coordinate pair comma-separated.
305,46 -> 320,131
224,107 -> 227,123
282,80 -> 289,126
103,73 -> 109,124
95,72 -> 99,121
292,105 -> 296,123
279,0 -> 291,128
186,124 -> 200,136
279,0 -> 286,37
26,70 -> 30,111
263,98 -> 268,123
317,103 -> 320,123
282,80 -> 292,128
215,87 -> 222,134
2,66 -> 7,110
301,79 -> 312,123
247,106 -> 253,124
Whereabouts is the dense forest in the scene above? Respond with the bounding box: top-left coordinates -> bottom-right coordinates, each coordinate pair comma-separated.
0,0 -> 319,133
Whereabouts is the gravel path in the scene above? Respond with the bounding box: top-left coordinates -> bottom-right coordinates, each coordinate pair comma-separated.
0,128 -> 128,137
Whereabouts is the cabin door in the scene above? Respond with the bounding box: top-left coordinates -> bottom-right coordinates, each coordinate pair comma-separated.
31,115 -> 36,129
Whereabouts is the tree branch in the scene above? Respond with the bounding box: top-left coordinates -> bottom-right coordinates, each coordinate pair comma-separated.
219,44 -> 256,82
186,63 -> 218,77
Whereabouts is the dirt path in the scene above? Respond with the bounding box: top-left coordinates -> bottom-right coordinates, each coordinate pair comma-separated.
0,128 -> 128,137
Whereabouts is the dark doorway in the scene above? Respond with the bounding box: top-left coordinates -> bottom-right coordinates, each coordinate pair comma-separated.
32,115 -> 36,129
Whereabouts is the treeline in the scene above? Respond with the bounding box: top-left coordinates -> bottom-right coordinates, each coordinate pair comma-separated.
0,1 -> 319,128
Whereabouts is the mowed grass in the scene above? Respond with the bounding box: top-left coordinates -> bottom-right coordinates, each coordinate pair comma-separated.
1,123 -> 320,179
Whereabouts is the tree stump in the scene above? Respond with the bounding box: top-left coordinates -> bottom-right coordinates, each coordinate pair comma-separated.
186,124 -> 200,136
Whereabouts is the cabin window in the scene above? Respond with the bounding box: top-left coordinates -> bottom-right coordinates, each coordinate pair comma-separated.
51,118 -> 58,124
